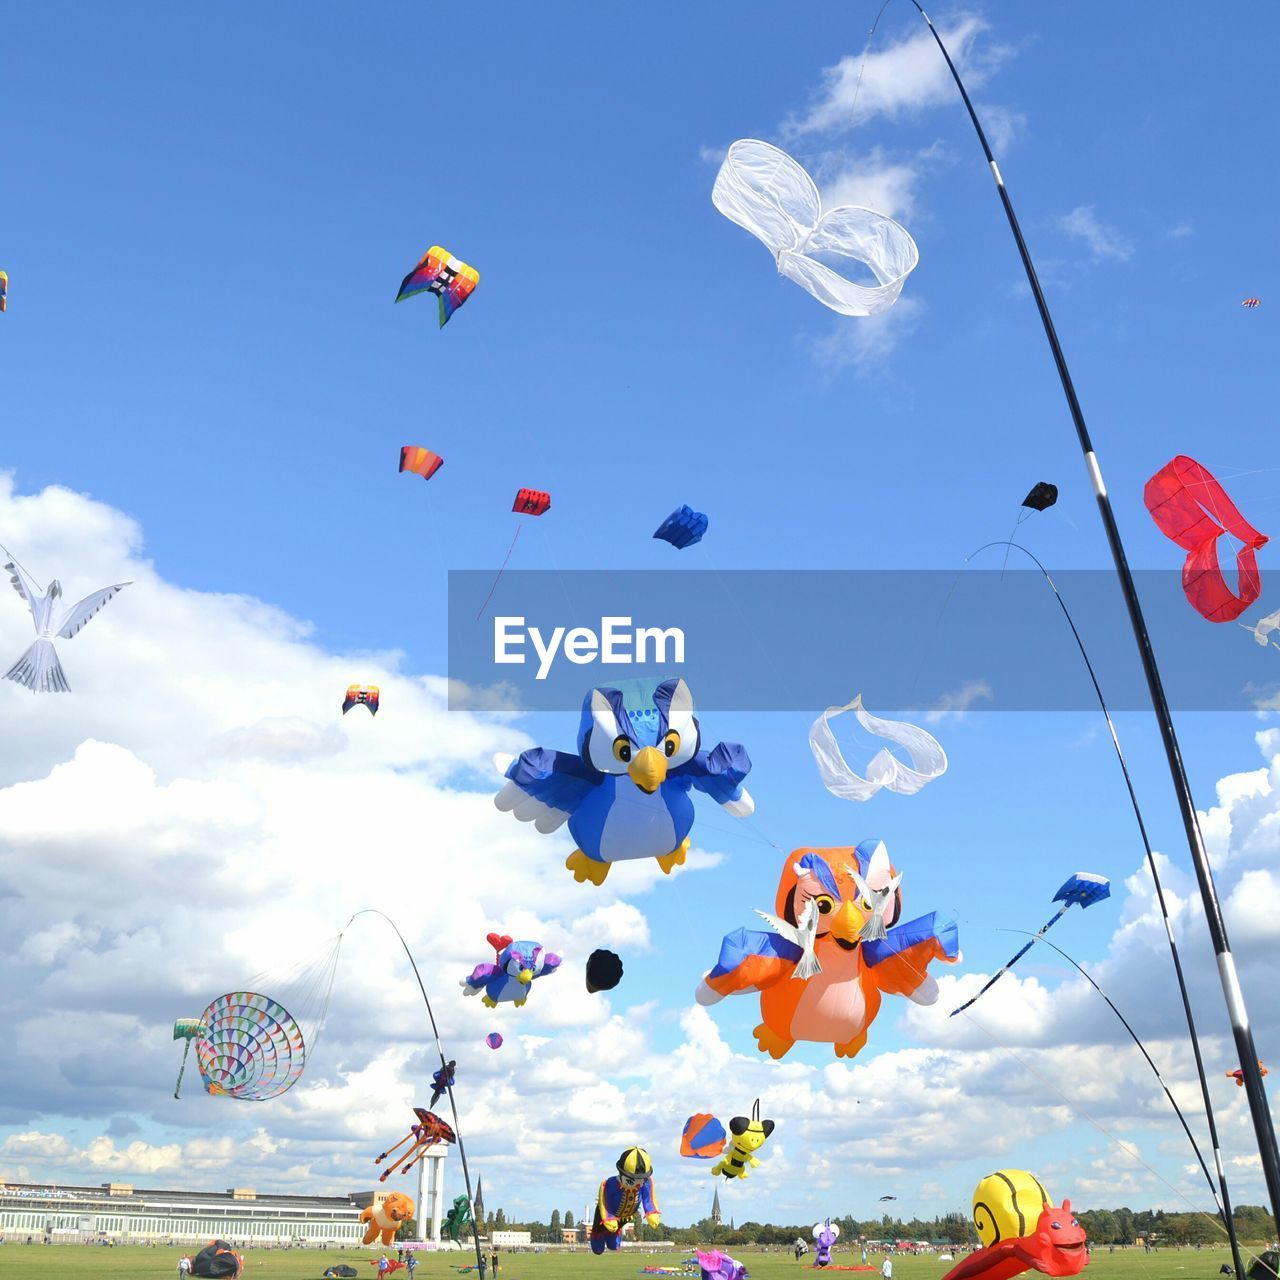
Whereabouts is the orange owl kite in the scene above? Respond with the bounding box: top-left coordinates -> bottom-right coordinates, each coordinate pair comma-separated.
696,841 -> 958,1060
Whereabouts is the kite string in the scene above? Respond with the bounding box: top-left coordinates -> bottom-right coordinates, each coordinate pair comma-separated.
0,538 -> 45,594
475,525 -> 523,621
846,0 -> 896,125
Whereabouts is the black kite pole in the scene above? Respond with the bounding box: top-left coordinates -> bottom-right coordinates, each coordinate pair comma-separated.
904,0 -> 1280,1218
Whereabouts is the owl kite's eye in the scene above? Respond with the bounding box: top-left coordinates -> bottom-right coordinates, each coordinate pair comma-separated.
663,730 -> 681,758
814,895 -> 835,915
612,737 -> 632,763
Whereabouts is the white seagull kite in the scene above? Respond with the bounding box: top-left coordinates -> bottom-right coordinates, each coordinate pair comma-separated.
4,561 -> 130,692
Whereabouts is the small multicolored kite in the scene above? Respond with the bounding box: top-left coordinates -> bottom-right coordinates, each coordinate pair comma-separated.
396,245 -> 479,327
512,488 -> 551,516
1226,1060 -> 1268,1087
1242,298 -> 1261,309
400,446 -> 444,481
485,1032 -> 503,1050
680,1113 -> 728,1160
342,685 -> 380,716
0,270 -> 7,312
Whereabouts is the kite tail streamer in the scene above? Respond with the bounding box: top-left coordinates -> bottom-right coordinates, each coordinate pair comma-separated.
346,910 -> 486,1275
903,0 -> 1280,1223
475,525 -> 523,621
967,541 -> 1245,1276
173,1040 -> 193,1101
948,900 -> 1069,1018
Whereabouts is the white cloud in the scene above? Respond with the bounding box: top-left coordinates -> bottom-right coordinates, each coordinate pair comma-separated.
924,680 -> 993,724
810,296 -> 923,377
1059,206 -> 1134,262
787,16 -> 1013,136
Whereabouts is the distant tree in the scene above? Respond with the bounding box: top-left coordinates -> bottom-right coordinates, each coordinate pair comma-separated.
550,1210 -> 562,1234
495,1209 -> 507,1229
565,1210 -> 575,1230
398,1218 -> 418,1241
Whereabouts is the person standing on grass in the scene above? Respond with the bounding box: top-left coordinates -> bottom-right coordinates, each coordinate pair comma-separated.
406,1252 -> 418,1277
882,1255 -> 894,1280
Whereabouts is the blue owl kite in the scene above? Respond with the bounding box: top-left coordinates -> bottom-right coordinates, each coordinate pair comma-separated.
495,678 -> 753,886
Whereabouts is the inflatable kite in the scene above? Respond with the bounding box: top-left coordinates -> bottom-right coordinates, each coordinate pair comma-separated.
370,1263 -> 405,1276
712,139 -> 919,317
485,1032 -> 503,1050
680,1113 -> 728,1160
512,487 -> 551,516
0,270 -> 7,312
495,678 -> 753,886
696,842 -> 958,1060
809,695 -> 947,802
375,1107 -> 456,1183
361,1191 -> 415,1246
461,933 -> 561,1007
182,991 -> 306,1101
396,246 -> 478,327
1226,1060 -> 1268,1087
400,446 -> 444,481
430,1060 -> 456,1108
699,1250 -> 748,1280
443,1194 -> 473,1242
586,948 -> 624,993
654,505 -> 709,550
1145,456 -> 1268,622
1242,298 -> 1261,309
814,1221 -> 840,1268
940,1171 -> 1087,1280
1022,483 -> 1058,513
343,685 -> 380,716
1244,608 -> 1280,648
695,1100 -> 775,1180
4,562 -> 130,693
950,872 -> 1110,1018
172,1019 -> 208,1099
592,1147 -> 660,1254
193,1240 -> 244,1278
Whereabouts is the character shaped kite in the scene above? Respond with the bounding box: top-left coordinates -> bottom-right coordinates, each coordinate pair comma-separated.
374,1107 -> 456,1184
4,561 -> 130,692
696,841 -> 958,1060
460,933 -> 561,1008
813,1220 -> 840,1268
360,1191 -> 416,1247
591,1146 -> 661,1254
495,677 -> 753,886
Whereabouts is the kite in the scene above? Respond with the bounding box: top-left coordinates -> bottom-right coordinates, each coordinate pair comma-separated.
375,1107 -> 456,1183
494,678 -> 753,886
430,1061 -> 456,1108
369,1264 -> 405,1277
1226,1060 -> 1268,1087
343,685 -> 380,716
442,1194 -> 473,1242
512,488 -> 551,516
172,1019 -> 208,1099
680,1113 -> 728,1160
461,933 -> 561,1007
400,446 -> 444,481
591,1147 -> 660,1255
940,1170 -> 1087,1280
1242,299 -> 1261,309
396,246 -> 478,327
0,270 -> 7,312
654,505 -> 709,550
192,1240 -> 244,1278
3,561 -> 130,693
699,1251 -> 749,1280
809,696 -> 948,802
485,1032 -> 503,1050
1022,483 -> 1058,512
185,991 -> 306,1101
1144,456 -> 1268,623
879,1196 -> 897,1202
709,1100 -> 774,1181
712,139 -> 919,317
950,873 -> 1110,1017
696,841 -> 958,1060
585,948 -> 624,993
1243,608 -> 1280,648
814,1221 -> 840,1268
360,1191 -> 415,1246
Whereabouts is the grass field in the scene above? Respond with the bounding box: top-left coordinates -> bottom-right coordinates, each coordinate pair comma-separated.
0,1244 -> 1249,1280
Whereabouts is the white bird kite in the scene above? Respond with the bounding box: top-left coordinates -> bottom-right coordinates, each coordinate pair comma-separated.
4,561 -> 130,692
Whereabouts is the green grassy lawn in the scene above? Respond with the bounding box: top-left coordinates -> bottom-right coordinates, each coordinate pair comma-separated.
0,1244 -> 1249,1280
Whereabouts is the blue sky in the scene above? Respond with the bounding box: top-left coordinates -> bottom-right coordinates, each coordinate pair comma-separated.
1,0 -> 1278,1229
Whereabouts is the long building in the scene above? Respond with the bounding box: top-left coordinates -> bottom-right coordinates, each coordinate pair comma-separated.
0,1181 -> 365,1246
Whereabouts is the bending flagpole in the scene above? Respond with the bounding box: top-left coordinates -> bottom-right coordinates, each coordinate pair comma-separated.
903,0 -> 1280,1218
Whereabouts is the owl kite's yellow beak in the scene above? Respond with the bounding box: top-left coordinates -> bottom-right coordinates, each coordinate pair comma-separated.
517,969 -> 533,985
628,746 -> 668,794
828,898 -> 869,945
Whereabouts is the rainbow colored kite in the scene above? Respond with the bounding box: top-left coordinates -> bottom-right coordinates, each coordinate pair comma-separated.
396,246 -> 479,327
